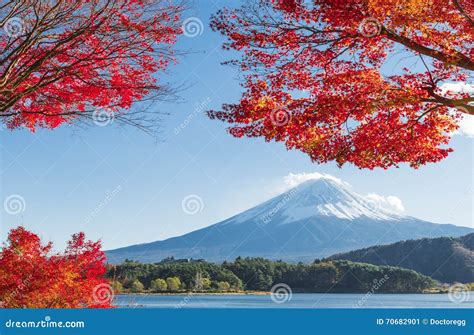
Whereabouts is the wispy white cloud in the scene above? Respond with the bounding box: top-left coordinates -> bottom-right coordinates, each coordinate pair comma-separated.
283,172 -> 347,189
281,172 -> 405,213
456,115 -> 474,138
365,193 -> 405,213
439,82 -> 474,138
439,82 -> 474,95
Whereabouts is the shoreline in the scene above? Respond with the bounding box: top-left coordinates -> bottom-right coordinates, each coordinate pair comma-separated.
117,291 -> 271,296
116,291 -> 456,296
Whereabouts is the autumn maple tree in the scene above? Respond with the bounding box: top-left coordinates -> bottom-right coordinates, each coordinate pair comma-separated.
0,0 -> 183,131
0,227 -> 113,308
209,0 -> 473,168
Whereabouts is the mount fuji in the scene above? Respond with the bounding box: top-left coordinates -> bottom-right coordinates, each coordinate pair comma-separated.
106,178 -> 473,263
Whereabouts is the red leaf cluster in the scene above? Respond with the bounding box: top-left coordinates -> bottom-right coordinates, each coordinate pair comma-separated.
0,227 -> 112,308
209,0 -> 473,169
1,0 -> 182,130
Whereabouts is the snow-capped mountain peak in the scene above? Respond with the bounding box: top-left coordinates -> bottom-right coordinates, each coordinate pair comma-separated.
106,176 -> 472,263
232,177 -> 404,225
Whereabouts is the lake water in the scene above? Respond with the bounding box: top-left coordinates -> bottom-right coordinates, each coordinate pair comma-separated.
115,293 -> 474,309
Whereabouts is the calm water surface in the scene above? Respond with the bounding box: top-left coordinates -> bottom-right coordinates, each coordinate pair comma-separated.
115,293 -> 473,309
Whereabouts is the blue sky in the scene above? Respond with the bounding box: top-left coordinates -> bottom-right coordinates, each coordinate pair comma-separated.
1,0 -> 472,250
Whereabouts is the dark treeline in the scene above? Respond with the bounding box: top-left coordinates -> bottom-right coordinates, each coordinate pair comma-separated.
329,234 -> 474,283
106,257 -> 435,294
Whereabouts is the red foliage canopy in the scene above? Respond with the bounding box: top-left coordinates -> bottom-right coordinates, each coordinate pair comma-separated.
0,227 -> 112,308
0,0 -> 183,131
209,0 -> 473,169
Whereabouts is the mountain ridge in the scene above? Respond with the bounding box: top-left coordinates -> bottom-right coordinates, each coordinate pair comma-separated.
106,178 -> 473,263
328,233 -> 474,283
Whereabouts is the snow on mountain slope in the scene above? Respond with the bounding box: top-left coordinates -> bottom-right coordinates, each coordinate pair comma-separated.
106,177 -> 473,263
227,178 -> 403,226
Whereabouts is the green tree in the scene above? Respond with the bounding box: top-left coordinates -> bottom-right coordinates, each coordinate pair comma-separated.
217,281 -> 231,292
150,278 -> 167,292
110,280 -> 123,294
166,277 -> 181,291
130,279 -> 145,293
199,277 -> 212,290
224,257 -> 275,290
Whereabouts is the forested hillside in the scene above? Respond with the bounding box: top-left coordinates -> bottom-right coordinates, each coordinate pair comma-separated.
329,234 -> 474,283
107,257 -> 435,294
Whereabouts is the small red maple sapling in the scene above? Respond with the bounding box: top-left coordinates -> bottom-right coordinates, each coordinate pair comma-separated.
0,227 -> 113,308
